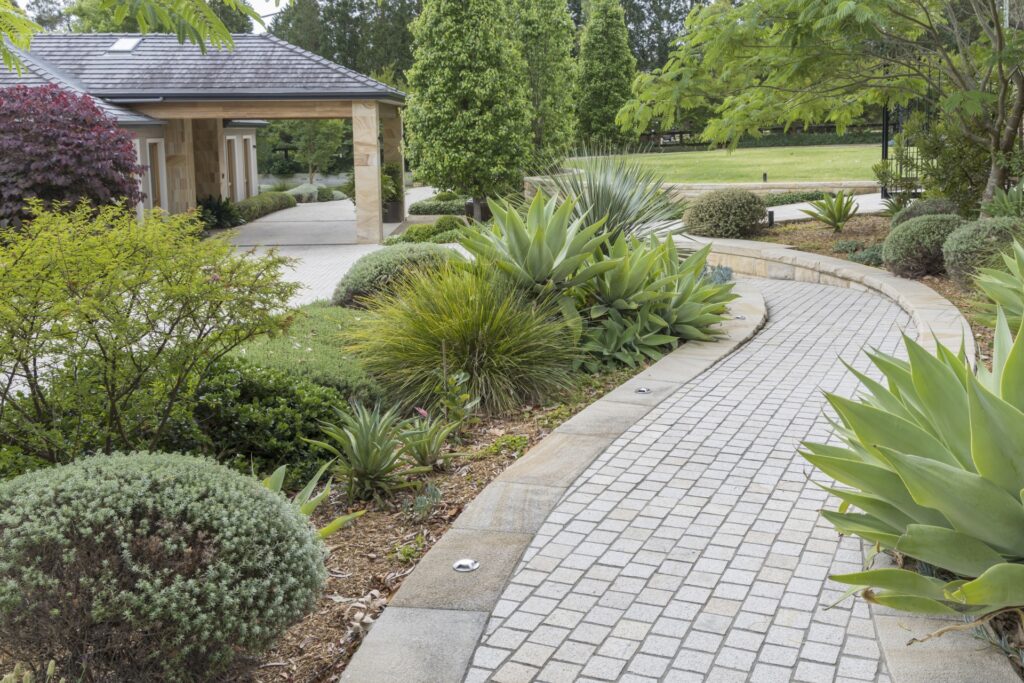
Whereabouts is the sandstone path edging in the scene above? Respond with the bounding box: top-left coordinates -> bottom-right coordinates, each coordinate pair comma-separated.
341,283 -> 768,682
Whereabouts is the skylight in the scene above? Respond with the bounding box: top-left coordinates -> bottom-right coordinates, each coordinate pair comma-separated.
108,37 -> 142,53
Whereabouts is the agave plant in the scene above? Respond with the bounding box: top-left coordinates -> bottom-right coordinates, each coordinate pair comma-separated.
652,241 -> 736,341
549,152 -> 684,238
461,191 -> 614,297
879,193 -> 912,218
982,182 -> 1024,218
305,404 -> 429,502
977,240 -> 1024,329
800,190 -> 858,232
580,307 -> 678,371
803,309 -> 1024,617
262,461 -> 366,538
585,235 -> 678,316
400,412 -> 459,469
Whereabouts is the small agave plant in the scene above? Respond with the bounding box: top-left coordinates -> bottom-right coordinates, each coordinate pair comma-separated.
803,308 -> 1024,617
262,460 -> 366,538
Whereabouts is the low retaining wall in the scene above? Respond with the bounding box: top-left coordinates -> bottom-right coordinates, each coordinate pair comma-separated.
342,283 -> 769,683
692,237 -> 975,363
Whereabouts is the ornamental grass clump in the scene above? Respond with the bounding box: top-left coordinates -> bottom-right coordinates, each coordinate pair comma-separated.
0,453 -> 326,681
346,265 -> 579,414
802,309 -> 1024,619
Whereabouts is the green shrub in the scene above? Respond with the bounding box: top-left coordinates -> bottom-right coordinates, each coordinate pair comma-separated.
189,359 -> 345,479
408,196 -> 468,215
316,186 -> 334,202
427,228 -> 466,243
236,191 -> 297,221
433,190 -> 460,201
341,171 -> 402,204
882,214 -> 964,278
890,197 -> 960,227
848,244 -> 883,267
346,265 -> 579,414
197,195 -> 243,230
233,301 -> 381,401
390,215 -> 467,244
685,188 -> 767,238
943,218 -> 1024,288
0,204 -> 297,464
286,183 -> 320,203
982,181 -> 1024,218
833,239 -> 865,254
332,243 -> 457,307
764,190 -> 831,206
551,154 -> 681,238
307,404 -> 428,501
0,453 -> 325,681
801,313 -> 1024,618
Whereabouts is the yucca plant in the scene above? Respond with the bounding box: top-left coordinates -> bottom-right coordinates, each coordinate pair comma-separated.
802,308 -> 1024,618
982,182 -> 1024,218
460,192 -> 614,297
346,265 -> 579,415
550,152 -> 684,238
261,461 -> 366,538
400,412 -> 459,469
977,240 -> 1024,329
879,193 -> 912,218
305,404 -> 429,502
800,190 -> 858,232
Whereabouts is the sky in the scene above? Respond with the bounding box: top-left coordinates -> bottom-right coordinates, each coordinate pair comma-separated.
250,0 -> 282,33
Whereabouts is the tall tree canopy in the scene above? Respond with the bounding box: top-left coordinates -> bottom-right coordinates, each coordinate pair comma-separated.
567,0 -> 699,72
270,0 -> 419,79
63,0 -> 254,32
618,0 -> 1024,199
514,0 -> 576,163
576,0 -> 636,146
404,0 -> 531,212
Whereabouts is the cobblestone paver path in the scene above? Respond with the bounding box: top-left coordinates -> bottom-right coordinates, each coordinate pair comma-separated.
467,280 -> 913,683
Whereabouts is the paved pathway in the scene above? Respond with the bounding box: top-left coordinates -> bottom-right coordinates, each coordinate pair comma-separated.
232,186 -> 436,305
467,279 -> 912,683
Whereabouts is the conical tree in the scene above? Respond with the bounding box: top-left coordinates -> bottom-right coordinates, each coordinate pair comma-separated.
576,0 -> 636,146
514,0 -> 577,164
405,0 -> 531,217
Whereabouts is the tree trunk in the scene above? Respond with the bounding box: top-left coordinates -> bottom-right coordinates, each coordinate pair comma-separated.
472,197 -> 484,221
982,156 -> 1007,204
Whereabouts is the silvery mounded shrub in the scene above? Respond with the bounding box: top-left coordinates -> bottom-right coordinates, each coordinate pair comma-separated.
0,453 -> 326,681
882,213 -> 964,278
685,188 -> 767,238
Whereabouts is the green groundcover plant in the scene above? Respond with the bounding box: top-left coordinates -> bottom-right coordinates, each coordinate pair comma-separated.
802,308 -> 1024,618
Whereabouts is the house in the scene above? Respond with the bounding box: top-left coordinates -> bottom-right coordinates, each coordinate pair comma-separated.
0,33 -> 405,243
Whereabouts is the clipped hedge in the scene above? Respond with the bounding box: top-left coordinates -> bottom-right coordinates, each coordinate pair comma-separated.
891,198 -> 960,227
763,190 -> 831,206
883,214 -> 965,278
943,217 -> 1024,288
332,243 -> 457,307
685,188 -> 767,238
0,453 -> 325,681
408,195 -> 468,215
389,215 -> 467,244
236,191 -> 297,222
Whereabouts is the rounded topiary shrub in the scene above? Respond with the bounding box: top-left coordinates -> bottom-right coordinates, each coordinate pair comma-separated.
942,217 -> 1024,288
882,214 -> 965,278
0,453 -> 325,681
891,198 -> 960,227
685,189 -> 767,238
332,242 -> 456,307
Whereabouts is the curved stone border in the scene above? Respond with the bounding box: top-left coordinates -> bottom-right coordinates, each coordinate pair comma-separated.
341,283 -> 768,683
694,238 -> 1016,682
691,236 -> 976,363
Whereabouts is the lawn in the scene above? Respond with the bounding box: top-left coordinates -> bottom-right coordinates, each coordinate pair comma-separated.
582,144 -> 880,183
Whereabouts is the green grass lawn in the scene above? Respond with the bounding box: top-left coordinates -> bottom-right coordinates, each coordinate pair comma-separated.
585,144 -> 880,183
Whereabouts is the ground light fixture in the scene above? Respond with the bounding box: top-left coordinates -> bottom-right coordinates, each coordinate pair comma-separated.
453,558 -> 480,572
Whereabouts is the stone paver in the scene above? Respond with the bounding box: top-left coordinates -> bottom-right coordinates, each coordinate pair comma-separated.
768,192 -> 886,222
466,280 -> 912,682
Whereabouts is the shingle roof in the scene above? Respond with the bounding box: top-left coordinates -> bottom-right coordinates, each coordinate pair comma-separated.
0,44 -> 162,125
23,33 -> 405,102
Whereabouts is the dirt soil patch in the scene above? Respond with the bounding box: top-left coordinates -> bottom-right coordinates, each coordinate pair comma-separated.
756,217 -> 994,363
254,366 -> 641,682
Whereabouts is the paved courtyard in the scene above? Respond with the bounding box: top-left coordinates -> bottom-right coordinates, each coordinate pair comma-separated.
466,279 -> 911,683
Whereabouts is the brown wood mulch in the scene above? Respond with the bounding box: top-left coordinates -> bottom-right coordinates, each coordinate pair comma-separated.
253,366 -> 640,682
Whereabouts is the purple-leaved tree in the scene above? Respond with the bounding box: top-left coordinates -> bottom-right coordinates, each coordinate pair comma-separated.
0,84 -> 143,225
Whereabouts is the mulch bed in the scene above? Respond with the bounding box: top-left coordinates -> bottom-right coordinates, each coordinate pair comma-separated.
756,216 -> 994,363
254,366 -> 640,682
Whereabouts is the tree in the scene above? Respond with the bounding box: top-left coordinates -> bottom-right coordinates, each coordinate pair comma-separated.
514,0 -> 576,163
271,0 -> 419,80
0,85 -> 142,226
280,119 -> 351,183
404,0 -> 531,216
576,0 -> 636,147
67,0 -> 254,33
618,0 -> 1024,201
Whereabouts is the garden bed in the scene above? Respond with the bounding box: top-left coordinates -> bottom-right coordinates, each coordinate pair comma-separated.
254,365 -> 640,681
755,216 -> 994,360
